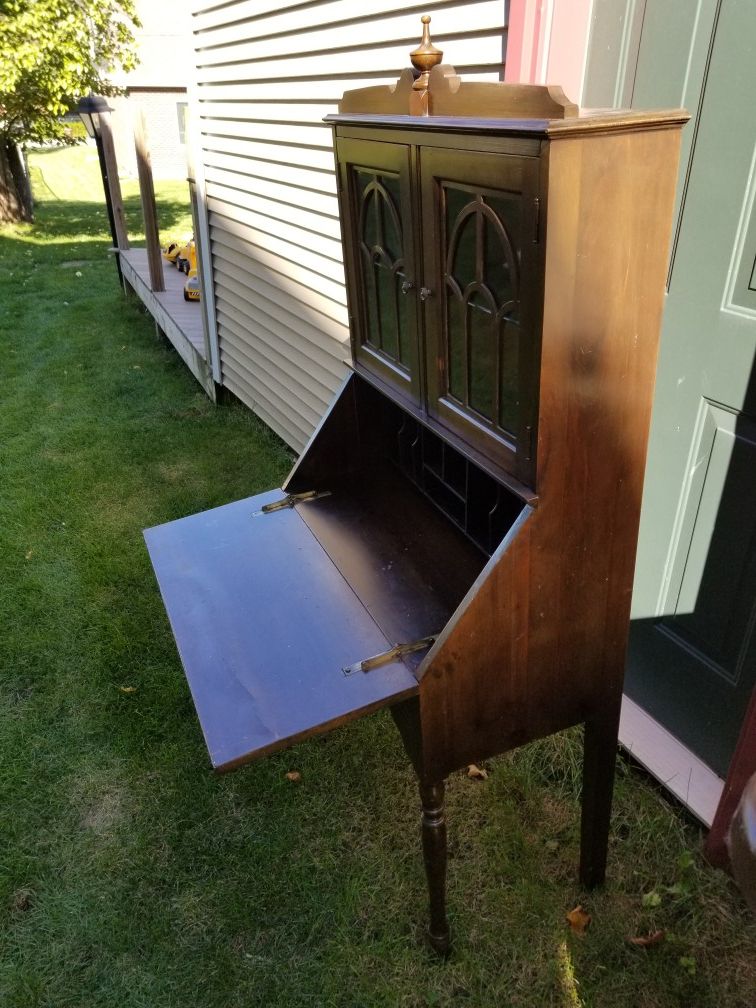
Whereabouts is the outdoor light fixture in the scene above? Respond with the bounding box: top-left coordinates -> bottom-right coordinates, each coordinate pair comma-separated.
76,93 -> 113,140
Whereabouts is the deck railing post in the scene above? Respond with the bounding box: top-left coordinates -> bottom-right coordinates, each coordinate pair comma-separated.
133,109 -> 165,293
99,115 -> 129,253
97,114 -> 129,286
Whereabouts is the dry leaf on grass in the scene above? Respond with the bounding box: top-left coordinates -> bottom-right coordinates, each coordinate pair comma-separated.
118,686 -> 138,694
467,764 -> 488,780
11,889 -> 33,912
285,771 -> 301,783
566,905 -> 591,934
627,930 -> 666,947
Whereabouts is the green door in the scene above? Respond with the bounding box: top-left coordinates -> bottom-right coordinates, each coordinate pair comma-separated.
585,0 -> 756,776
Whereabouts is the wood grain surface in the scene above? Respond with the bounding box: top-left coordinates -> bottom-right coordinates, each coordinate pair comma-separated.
145,490 -> 418,772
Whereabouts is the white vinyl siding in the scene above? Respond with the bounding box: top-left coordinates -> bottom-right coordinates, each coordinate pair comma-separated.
190,0 -> 509,451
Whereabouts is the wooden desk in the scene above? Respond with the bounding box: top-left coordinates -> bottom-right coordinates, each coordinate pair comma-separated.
144,30 -> 686,953
145,462 -> 485,773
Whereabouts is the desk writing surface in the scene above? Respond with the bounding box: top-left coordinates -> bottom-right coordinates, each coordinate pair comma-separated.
145,489 -> 419,772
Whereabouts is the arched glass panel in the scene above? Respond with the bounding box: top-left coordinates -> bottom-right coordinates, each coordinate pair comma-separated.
442,184 -> 523,437
354,169 -> 409,369
468,288 -> 497,421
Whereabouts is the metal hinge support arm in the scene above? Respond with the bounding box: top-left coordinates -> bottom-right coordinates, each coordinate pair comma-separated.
342,635 -> 437,676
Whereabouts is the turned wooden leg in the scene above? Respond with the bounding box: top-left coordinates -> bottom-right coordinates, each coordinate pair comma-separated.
420,780 -> 450,955
579,702 -> 622,889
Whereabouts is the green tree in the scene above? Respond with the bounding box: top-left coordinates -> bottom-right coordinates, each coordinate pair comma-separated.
0,0 -> 139,221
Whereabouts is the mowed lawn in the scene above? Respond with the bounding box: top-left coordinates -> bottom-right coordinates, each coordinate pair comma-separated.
0,144 -> 754,1008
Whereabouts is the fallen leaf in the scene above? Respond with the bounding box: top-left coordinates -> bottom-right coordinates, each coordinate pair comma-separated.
678,955 -> 696,976
24,550 -> 33,560
545,839 -> 560,852
665,882 -> 689,898
11,889 -> 33,912
566,905 -> 591,934
627,929 -> 666,947
285,771 -> 301,783
642,890 -> 662,909
467,764 -> 488,780
118,686 -> 138,694
677,850 -> 694,872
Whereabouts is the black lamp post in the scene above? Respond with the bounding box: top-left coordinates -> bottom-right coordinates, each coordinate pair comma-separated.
77,94 -> 123,284
77,93 -> 112,140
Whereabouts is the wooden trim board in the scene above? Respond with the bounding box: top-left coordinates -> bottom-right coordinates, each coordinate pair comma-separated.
619,694 -> 724,827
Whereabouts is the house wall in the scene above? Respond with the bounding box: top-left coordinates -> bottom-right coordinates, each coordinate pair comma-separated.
112,91 -> 189,180
111,1 -> 194,180
189,1 -> 512,452
504,0 -> 593,101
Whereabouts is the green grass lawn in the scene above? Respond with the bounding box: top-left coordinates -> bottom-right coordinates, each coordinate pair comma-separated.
1,145 -> 754,1007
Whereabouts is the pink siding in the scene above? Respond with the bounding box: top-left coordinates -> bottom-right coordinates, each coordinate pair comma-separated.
505,0 -> 593,103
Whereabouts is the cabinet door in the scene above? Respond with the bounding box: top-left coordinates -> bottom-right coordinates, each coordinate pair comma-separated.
336,138 -> 420,406
420,147 -> 542,484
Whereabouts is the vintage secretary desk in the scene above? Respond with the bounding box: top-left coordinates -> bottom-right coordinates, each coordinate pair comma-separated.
145,20 -> 687,954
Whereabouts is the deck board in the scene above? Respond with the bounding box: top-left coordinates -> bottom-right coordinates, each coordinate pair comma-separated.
121,248 -> 215,400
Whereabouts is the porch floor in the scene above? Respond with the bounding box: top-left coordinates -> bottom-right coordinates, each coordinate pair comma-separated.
120,248 -> 215,400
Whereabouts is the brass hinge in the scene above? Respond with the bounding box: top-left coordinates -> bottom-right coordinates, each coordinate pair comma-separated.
256,490 -> 331,515
523,425 -> 534,461
342,635 -> 437,677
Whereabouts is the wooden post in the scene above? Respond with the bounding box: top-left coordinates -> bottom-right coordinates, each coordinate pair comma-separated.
98,116 -> 129,252
133,109 -> 164,292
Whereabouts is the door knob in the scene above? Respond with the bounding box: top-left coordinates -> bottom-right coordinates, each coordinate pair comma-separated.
401,280 -> 415,294
419,287 -> 433,301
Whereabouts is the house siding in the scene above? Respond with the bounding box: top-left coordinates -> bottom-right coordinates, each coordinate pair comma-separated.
190,0 -> 510,452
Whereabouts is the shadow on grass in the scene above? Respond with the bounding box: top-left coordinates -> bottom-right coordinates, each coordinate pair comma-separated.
27,153 -> 192,243
19,196 -> 193,244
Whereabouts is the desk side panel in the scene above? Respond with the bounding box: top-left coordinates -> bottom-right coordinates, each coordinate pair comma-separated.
418,126 -> 683,780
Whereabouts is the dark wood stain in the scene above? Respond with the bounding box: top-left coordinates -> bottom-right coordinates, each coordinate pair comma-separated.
297,455 -> 486,671
144,490 -> 419,773
144,50 -> 687,953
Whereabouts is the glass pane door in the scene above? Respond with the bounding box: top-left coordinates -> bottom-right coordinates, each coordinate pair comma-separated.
337,138 -> 420,407
420,147 -> 542,486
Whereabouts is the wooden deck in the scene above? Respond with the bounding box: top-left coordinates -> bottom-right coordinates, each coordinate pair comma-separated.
120,248 -> 216,400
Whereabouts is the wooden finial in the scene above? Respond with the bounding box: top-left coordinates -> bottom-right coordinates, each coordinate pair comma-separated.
410,15 -> 443,93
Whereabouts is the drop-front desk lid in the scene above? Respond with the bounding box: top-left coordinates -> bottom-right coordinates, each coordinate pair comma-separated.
144,489 -> 420,772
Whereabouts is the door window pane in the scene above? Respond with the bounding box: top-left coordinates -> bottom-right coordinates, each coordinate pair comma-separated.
499,318 -> 520,436
468,290 -> 496,421
354,169 -> 408,370
442,182 -> 523,437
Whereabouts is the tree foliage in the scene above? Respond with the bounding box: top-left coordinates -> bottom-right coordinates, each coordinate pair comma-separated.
0,0 -> 140,146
